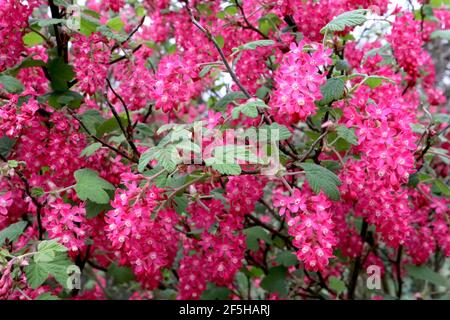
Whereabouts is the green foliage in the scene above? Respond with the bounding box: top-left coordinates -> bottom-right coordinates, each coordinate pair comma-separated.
74,168 -> 115,204
275,251 -> 298,267
85,199 -> 113,218
47,57 -> 75,92
430,30 -> 450,40
329,276 -> 346,295
200,283 -> 231,300
232,98 -> 269,119
405,265 -> 448,287
261,266 -> 288,297
0,135 -> 15,158
0,75 -> 24,94
259,123 -> 292,141
232,40 -> 275,53
336,125 -> 358,146
0,221 -> 28,245
96,113 -> 129,136
243,226 -> 273,251
23,31 -> 44,47
106,17 -> 125,31
107,263 -> 135,285
433,179 -> 450,197
80,10 -> 101,36
139,145 -> 181,172
80,142 -> 102,158
214,91 -> 247,112
318,78 -> 345,106
320,9 -> 368,33
25,239 -> 74,289
300,163 -> 343,200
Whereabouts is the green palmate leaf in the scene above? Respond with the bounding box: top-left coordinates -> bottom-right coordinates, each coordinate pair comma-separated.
136,6 -> 146,17
175,139 -> 201,154
25,251 -> 73,289
80,142 -> 102,157
36,292 -> 61,300
275,251 -> 298,267
74,168 -> 115,204
95,113 -> 129,136
321,160 -> 342,173
433,179 -> 450,197
233,39 -> 275,52
214,91 -> 247,112
243,226 -> 272,251
258,13 -> 282,36
335,59 -> 350,71
23,31 -> 44,47
260,266 -> 288,297
106,17 -> 125,31
260,123 -> 292,141
37,18 -> 65,27
35,239 -> 67,263
107,263 -> 135,285
35,293 -> 61,300
0,75 -> 24,94
0,135 -> 15,158
405,265 -> 448,287
38,90 -> 83,109
363,75 -> 395,89
200,283 -> 231,300
0,221 -> 28,245
430,29 -> 450,40
138,145 -> 180,173
3,56 -> 46,77
85,199 -> 113,219
47,57 -> 75,92
211,162 -> 242,175
80,11 -> 101,36
80,109 -> 104,135
318,78 -> 345,106
300,163 -> 342,200
25,262 -> 49,289
97,25 -> 128,42
336,125 -> 358,145
320,9 -> 368,33
224,5 -> 238,15
232,98 -> 269,119
329,276 -> 346,294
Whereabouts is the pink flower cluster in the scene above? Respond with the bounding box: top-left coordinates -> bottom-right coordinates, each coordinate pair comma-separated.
150,55 -> 198,113
177,199 -> 246,299
274,188 -> 337,271
0,0 -> 38,71
271,42 -> 331,121
387,13 -> 427,86
0,97 -> 39,137
226,175 -> 266,216
42,199 -> 89,253
105,173 -> 180,289
114,47 -> 154,111
0,192 -> 12,216
72,33 -> 111,95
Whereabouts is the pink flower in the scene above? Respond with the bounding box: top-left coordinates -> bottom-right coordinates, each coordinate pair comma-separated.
271,41 -> 331,121
0,192 -> 13,216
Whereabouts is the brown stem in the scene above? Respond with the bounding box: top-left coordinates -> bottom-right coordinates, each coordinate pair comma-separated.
68,109 -> 135,162
347,219 -> 368,299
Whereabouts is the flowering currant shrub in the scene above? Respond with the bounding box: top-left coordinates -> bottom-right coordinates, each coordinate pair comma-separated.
0,0 -> 449,300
